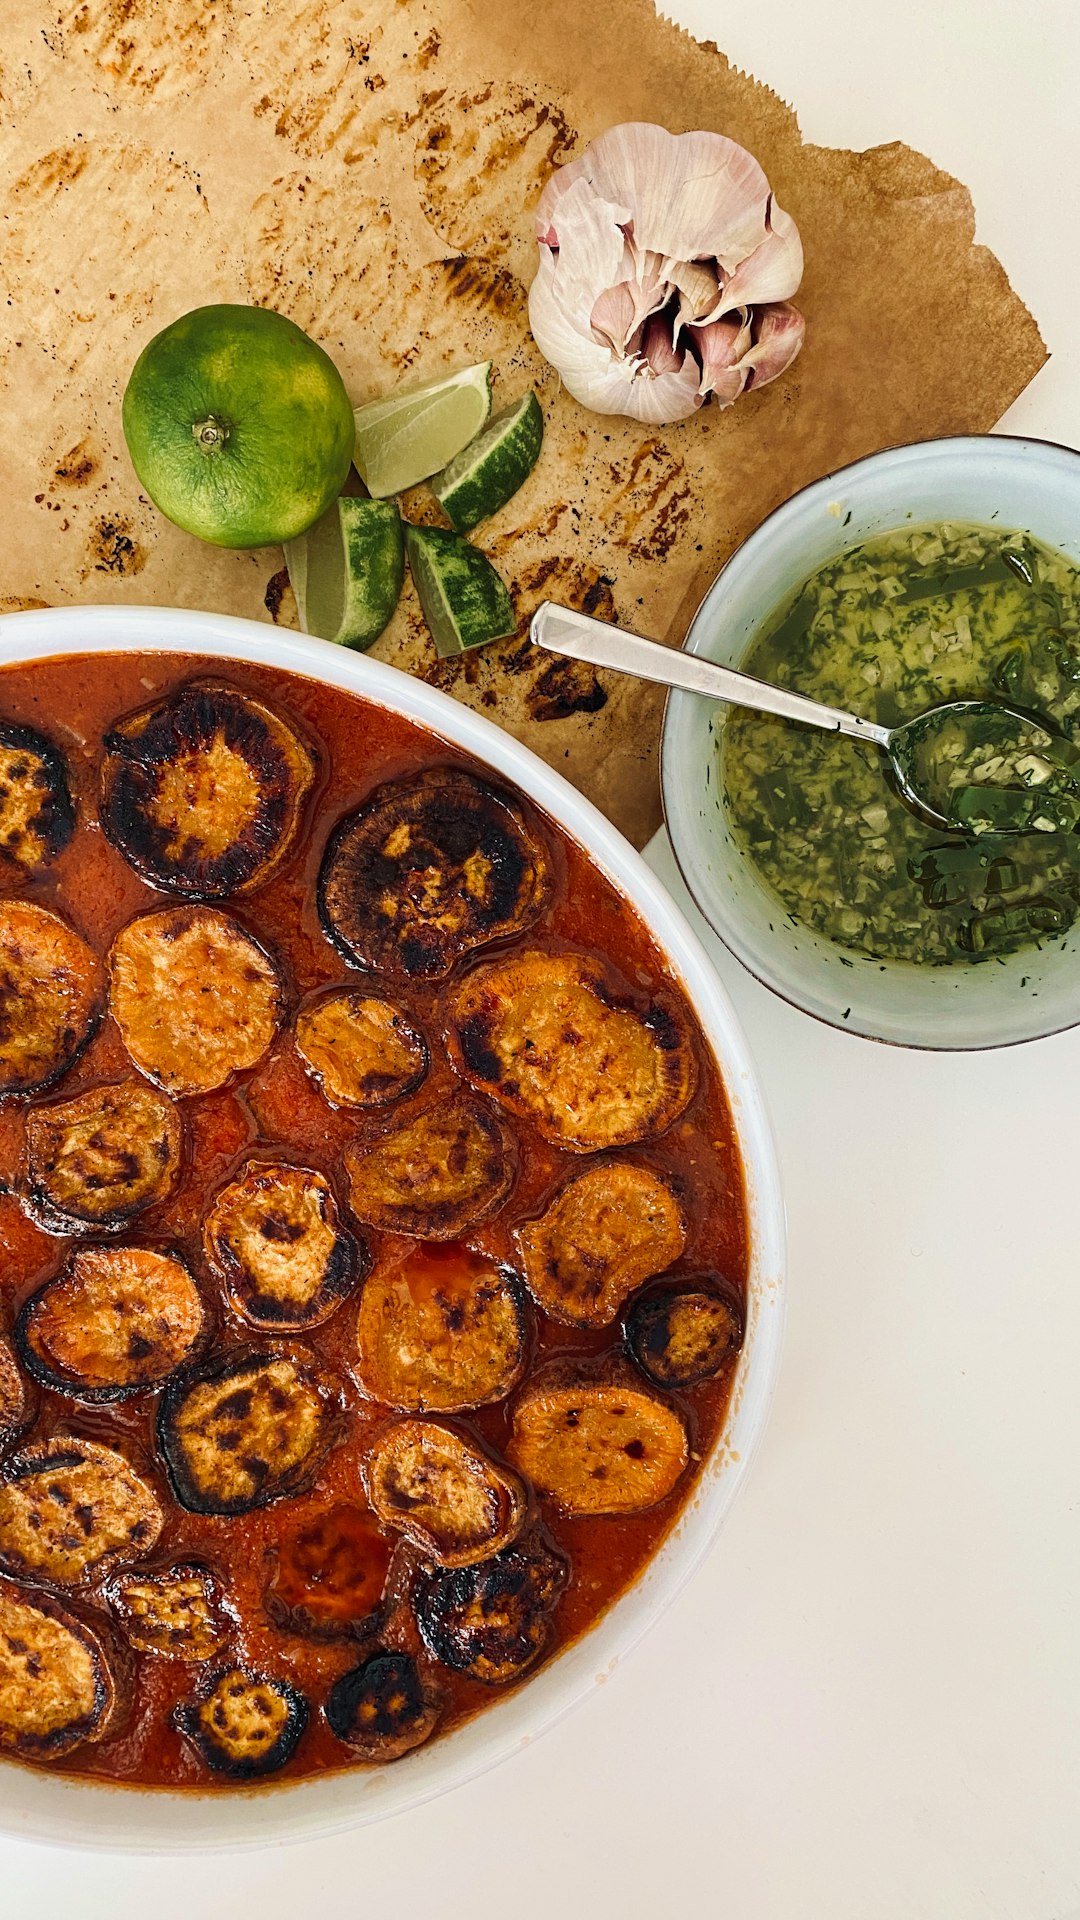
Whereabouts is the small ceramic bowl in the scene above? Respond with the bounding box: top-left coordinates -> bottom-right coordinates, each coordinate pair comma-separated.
661,434 -> 1080,1050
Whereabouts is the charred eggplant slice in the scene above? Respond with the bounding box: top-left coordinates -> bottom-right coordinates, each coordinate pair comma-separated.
158,1347 -> 338,1516
17,1247 -> 206,1400
295,990 -> 428,1109
0,1436 -> 163,1586
325,1651 -> 439,1761
0,900 -> 102,1096
0,1577 -> 114,1759
626,1280 -> 744,1389
204,1162 -> 360,1332
508,1371 -> 689,1517
318,767 -> 550,979
0,722 -> 74,878
106,1562 -> 233,1661
355,1242 -> 529,1414
24,1078 -> 183,1235
414,1531 -> 568,1686
343,1092 -> 515,1240
446,950 -> 697,1152
0,1338 -> 29,1455
517,1162 -> 687,1329
100,681 -> 315,897
365,1419 -> 526,1568
265,1503 -> 393,1640
175,1665 -> 307,1779
109,905 -> 283,1098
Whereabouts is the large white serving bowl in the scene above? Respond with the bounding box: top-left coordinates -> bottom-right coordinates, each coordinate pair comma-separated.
0,603 -> 784,1853
662,435 -> 1080,1048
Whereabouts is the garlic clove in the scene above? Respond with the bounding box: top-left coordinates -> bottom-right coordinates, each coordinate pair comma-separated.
591,282 -> 640,354
740,300 -> 806,383
695,314 -> 751,406
664,258 -> 723,322
641,315 -> 688,377
708,200 -> 804,318
695,300 -> 805,408
590,252 -> 670,355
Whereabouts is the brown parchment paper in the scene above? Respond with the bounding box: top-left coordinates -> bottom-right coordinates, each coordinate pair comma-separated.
0,0 -> 1046,844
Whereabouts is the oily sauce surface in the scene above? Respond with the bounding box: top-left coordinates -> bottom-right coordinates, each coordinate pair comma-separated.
0,651 -> 748,1791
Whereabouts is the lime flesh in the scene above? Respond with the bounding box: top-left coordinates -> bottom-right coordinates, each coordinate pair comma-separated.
353,364 -> 492,499
285,498 -> 405,651
432,390 -> 544,532
405,524 -> 515,657
122,304 -> 355,549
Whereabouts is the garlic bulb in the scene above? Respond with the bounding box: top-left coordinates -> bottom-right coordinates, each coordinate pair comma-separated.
528,122 -> 805,425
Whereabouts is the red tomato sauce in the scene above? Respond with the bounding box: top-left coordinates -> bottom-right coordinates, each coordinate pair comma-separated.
0,651 -> 748,1790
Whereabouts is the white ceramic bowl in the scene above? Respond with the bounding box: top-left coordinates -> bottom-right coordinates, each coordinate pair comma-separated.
0,603 -> 784,1852
662,435 -> 1080,1049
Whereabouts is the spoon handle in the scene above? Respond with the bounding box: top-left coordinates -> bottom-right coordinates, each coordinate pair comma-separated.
530,602 -> 891,746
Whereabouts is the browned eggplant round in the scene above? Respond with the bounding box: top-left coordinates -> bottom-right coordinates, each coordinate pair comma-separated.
318,767 -> 551,979
516,1160 -> 687,1329
342,1092 -> 515,1240
175,1665 -> 308,1779
0,1577 -> 115,1759
364,1419 -> 526,1567
295,990 -> 428,1109
354,1242 -> 529,1414
414,1531 -> 569,1686
203,1162 -> 361,1331
0,900 -> 102,1096
325,1651 -> 439,1761
626,1279 -> 744,1389
23,1078 -> 184,1235
17,1247 -> 207,1401
445,949 -> 697,1152
264,1503 -> 393,1641
106,1561 -> 234,1661
0,1338 -> 29,1456
108,905 -> 284,1098
100,681 -> 316,897
0,1436 -> 164,1587
157,1347 -> 338,1516
0,722 -> 74,878
507,1368 -> 689,1517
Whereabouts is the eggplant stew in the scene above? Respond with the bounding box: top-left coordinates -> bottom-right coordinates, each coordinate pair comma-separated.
0,653 -> 748,1789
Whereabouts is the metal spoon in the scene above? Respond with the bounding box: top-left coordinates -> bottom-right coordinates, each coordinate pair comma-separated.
530,600 -> 1053,834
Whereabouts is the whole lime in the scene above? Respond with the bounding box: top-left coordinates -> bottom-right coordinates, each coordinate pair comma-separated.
122,304 -> 355,549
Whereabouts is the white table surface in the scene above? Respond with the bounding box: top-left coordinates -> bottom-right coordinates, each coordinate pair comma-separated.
7,3 -> 1080,1916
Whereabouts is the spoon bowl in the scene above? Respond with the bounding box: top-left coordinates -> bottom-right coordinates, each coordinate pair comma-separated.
886,699 -> 1080,835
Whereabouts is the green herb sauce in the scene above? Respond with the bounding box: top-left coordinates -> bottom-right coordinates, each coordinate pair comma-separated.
720,522 -> 1080,963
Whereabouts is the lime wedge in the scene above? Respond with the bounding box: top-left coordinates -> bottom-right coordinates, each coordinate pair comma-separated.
432,391 -> 544,532
405,524 -> 515,657
353,364 -> 492,499
284,496 -> 404,650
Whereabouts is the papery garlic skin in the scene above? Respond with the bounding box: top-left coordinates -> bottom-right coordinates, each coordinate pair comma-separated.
529,122 -> 805,425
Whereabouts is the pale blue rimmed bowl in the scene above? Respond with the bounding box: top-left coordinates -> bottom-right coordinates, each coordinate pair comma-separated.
662,435 -> 1080,1049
